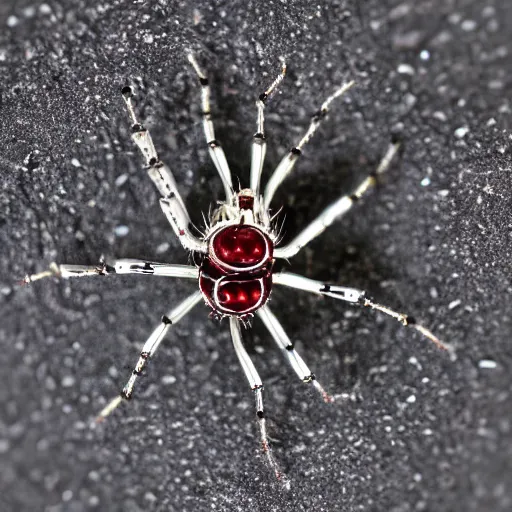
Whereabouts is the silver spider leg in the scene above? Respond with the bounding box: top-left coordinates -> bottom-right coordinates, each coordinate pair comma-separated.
97,291 -> 203,421
273,271 -> 448,350
187,54 -> 234,202
229,317 -> 285,482
263,80 -> 356,211
250,58 -> 287,195
274,142 -> 401,259
23,258 -> 199,284
257,305 -> 333,403
122,87 -> 207,253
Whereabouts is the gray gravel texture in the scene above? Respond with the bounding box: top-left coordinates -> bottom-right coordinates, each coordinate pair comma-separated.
1,1 -> 511,511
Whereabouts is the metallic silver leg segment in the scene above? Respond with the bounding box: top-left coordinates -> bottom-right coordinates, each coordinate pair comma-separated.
273,271 -> 448,350
122,87 -> 207,252
274,142 -> 401,259
159,198 -> 208,253
113,260 -> 199,278
23,259 -> 199,284
250,59 -> 287,195
229,317 -> 285,482
263,80 -> 356,210
256,305 -> 333,403
97,291 -> 203,421
187,54 -> 233,202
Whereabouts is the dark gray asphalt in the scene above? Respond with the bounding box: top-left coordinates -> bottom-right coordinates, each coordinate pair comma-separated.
1,1 -> 511,511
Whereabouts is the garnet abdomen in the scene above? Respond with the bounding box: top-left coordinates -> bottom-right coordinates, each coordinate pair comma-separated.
199,225 -> 274,316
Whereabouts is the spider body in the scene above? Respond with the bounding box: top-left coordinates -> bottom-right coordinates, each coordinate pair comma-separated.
24,54 -> 447,482
199,190 -> 275,317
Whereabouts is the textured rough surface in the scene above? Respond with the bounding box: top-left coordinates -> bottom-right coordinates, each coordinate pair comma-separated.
1,1 -> 511,511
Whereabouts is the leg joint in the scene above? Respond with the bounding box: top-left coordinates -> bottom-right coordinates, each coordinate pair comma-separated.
131,123 -> 145,134
121,389 -> 132,400
161,315 -> 173,325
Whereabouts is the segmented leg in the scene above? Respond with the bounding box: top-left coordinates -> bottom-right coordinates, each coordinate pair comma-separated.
250,58 -> 287,195
272,271 -> 448,351
122,87 -> 207,253
263,80 -> 356,210
256,305 -> 333,403
22,258 -> 199,284
97,291 -> 203,421
229,317 -> 286,484
187,54 -> 234,202
273,142 -> 400,259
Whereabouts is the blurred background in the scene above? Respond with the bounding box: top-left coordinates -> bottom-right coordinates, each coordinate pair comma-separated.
1,1 -> 511,510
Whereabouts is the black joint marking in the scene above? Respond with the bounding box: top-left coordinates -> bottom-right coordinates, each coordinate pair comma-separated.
208,139 -> 220,148
349,194 -> 359,202
253,132 -> 265,140
291,147 -> 301,156
358,293 -> 368,306
132,369 -> 142,376
140,351 -> 150,359
285,343 -> 295,351
202,111 -> 211,118
312,109 -> 326,122
121,390 -> 132,400
303,373 -> 315,383
98,262 -> 115,275
320,284 -> 331,293
391,133 -> 402,145
259,92 -> 268,102
199,77 -> 209,86
129,262 -> 154,274
161,315 -> 173,325
257,410 -> 265,419
131,123 -> 144,133
405,315 -> 416,325
121,86 -> 132,98
148,157 -> 158,166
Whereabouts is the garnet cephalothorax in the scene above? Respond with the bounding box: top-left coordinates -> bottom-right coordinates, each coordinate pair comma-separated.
24,54 -> 447,483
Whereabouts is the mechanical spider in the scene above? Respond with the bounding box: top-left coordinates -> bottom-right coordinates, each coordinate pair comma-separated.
25,55 -> 447,480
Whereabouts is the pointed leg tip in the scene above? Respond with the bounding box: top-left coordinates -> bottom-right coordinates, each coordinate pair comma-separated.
278,474 -> 291,490
436,340 -> 450,352
324,393 -> 335,404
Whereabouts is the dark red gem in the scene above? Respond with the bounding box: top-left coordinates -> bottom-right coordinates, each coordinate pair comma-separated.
217,279 -> 263,313
212,225 -> 269,268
